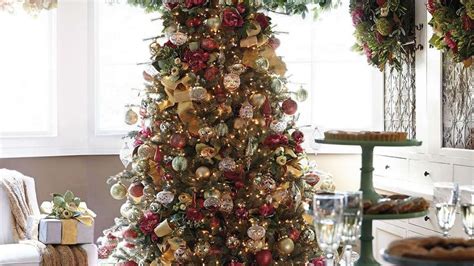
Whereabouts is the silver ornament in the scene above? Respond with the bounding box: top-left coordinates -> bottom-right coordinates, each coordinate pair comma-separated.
219,157 -> 236,172
301,228 -> 315,242
169,32 -> 188,46
255,56 -> 269,72
219,194 -> 234,213
215,122 -> 229,137
149,202 -> 161,213
190,86 -> 207,101
125,108 -> 138,125
156,190 -> 175,205
223,73 -> 240,91
295,87 -> 308,102
247,225 -> 266,240
172,156 -> 188,171
271,78 -> 284,93
138,144 -> 155,159
203,197 -> 220,210
239,102 -> 253,119
226,235 -> 240,248
160,121 -> 171,132
270,120 -> 287,133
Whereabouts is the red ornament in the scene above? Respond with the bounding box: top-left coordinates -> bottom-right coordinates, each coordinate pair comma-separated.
235,207 -> 249,219
291,130 -> 304,144
122,227 -> 138,240
128,182 -> 144,198
186,17 -> 202,27
123,241 -> 136,249
295,144 -> 304,154
259,203 -> 275,217
304,172 -> 320,186
204,66 -> 219,81
255,249 -> 273,266
289,228 -> 300,241
201,38 -> 219,51
282,99 -> 298,115
228,261 -> 244,266
234,180 -> 245,190
170,133 -> 187,149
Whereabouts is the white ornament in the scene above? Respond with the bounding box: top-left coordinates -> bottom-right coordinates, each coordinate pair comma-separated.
190,86 -> 207,101
119,140 -> 133,168
203,197 -> 220,210
156,191 -> 175,205
223,73 -> 240,91
270,120 -> 287,133
239,102 -> 254,119
247,225 -> 266,240
169,31 -> 188,46
219,157 -> 236,172
219,194 -> 234,213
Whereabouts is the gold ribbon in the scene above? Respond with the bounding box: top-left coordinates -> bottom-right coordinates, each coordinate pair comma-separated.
40,201 -> 95,227
159,74 -> 200,135
243,45 -> 287,76
61,219 -> 78,245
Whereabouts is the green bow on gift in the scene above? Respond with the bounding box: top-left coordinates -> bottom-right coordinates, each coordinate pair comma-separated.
40,190 -> 96,226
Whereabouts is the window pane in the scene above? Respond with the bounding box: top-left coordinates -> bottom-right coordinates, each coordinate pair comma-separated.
95,2 -> 160,134
0,11 -> 55,136
271,3 -> 376,131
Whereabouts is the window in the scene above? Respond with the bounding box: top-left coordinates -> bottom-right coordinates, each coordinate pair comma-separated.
0,10 -> 56,137
270,4 -> 383,152
94,1 -> 159,134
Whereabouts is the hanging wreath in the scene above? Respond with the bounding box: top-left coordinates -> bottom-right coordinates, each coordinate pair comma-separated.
428,0 -> 474,67
0,0 -> 56,14
349,0 -> 414,71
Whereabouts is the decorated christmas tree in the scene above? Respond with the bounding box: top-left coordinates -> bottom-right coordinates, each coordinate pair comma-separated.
99,0 -> 337,265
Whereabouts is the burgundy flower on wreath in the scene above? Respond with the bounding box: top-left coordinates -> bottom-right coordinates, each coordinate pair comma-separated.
222,8 -> 244,27
255,13 -> 270,29
351,8 -> 364,25
444,31 -> 458,53
138,211 -> 159,235
184,0 -> 206,9
363,43 -> 373,59
263,134 -> 288,149
426,0 -> 436,14
183,49 -> 210,72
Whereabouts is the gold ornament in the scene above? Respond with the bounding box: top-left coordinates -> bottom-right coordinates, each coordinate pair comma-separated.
110,182 -> 127,200
196,166 -> 211,179
250,93 -> 266,108
278,237 -> 295,255
125,108 -> 138,125
204,188 -> 221,199
178,193 -> 193,205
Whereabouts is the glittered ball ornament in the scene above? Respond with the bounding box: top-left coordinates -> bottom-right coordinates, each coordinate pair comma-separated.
255,249 -> 273,266
301,228 -> 315,242
190,86 -> 208,102
195,166 -> 211,179
219,194 -> 234,213
255,56 -> 269,72
170,133 -> 187,149
169,31 -> 188,46
223,73 -> 240,91
194,241 -> 211,258
295,87 -> 309,102
120,201 -> 132,217
203,197 -> 220,211
247,225 -> 266,240
198,127 -> 214,141
278,237 -> 295,255
239,101 -> 254,119
138,144 -> 155,159
156,191 -> 175,205
258,175 -> 276,193
128,182 -> 144,198
282,98 -> 298,115
174,247 -> 191,263
149,202 -> 161,213
172,156 -> 188,171
245,239 -> 265,253
110,182 -> 127,200
219,157 -> 236,172
125,109 -> 138,125
271,78 -> 284,93
226,235 -> 240,249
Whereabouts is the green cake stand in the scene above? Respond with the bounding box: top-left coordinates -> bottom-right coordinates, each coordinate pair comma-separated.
314,138 -> 427,266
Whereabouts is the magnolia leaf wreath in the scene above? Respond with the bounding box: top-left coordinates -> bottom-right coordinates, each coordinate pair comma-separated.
0,0 -> 56,13
349,0 -> 414,71
428,0 -> 474,67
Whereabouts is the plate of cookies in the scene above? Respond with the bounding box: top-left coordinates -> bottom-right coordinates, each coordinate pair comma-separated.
363,194 -> 430,220
383,237 -> 474,266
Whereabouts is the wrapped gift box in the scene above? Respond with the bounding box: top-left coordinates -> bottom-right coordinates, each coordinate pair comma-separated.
39,218 -> 94,245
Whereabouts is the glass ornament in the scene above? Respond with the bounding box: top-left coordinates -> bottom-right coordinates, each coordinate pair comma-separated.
205,18 -> 221,30
156,190 -> 175,205
215,122 -> 229,137
172,156 -> 188,171
228,63 -> 246,75
149,202 -> 161,213
250,93 -> 266,107
255,56 -> 269,72
125,108 -> 138,125
160,121 -> 172,132
245,239 -> 264,253
271,78 -> 284,93
295,87 -> 308,102
239,101 -> 254,119
218,157 -> 236,172
258,175 -> 276,193
301,228 -> 315,242
119,140 -> 133,168
223,73 -> 240,91
247,225 -> 266,240
198,127 -> 214,141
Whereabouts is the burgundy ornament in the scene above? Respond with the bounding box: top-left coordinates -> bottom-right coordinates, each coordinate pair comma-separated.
128,182 -> 144,198
259,203 -> 275,217
263,134 -> 288,149
184,0 -> 206,8
154,148 -> 163,162
289,228 -> 300,241
122,227 -> 138,240
255,249 -> 273,266
228,261 -> 244,266
291,130 -> 304,144
186,207 -> 204,221
234,180 -> 244,190
201,38 -> 219,51
170,133 -> 187,149
282,98 -> 298,115
186,17 -> 202,27
235,207 -> 249,219
116,261 -> 138,266
295,144 -> 304,154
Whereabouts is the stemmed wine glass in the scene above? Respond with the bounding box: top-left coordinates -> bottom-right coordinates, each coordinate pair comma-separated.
433,182 -> 459,237
460,185 -> 474,239
340,191 -> 363,266
313,193 -> 344,266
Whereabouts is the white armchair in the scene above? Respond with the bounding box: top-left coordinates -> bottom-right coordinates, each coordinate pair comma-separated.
0,169 -> 97,266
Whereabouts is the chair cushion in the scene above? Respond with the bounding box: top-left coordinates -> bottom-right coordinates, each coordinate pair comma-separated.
0,243 -> 41,265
